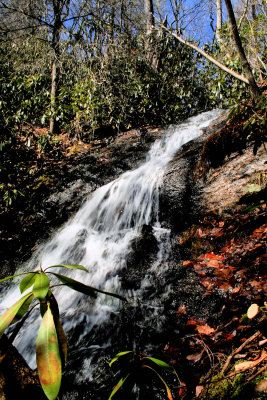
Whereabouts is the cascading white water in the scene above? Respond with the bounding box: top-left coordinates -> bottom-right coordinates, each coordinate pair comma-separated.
0,110 -> 223,370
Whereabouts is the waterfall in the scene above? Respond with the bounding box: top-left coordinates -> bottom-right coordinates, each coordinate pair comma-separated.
0,110 -> 223,380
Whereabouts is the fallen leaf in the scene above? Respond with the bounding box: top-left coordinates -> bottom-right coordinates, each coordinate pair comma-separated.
186,350 -> 204,362
196,386 -> 204,397
186,318 -> 197,326
179,382 -> 187,399
183,261 -> 193,267
176,305 -> 187,315
247,304 -> 260,319
196,324 -> 215,335
235,361 -> 255,372
231,286 -> 241,294
207,259 -> 220,268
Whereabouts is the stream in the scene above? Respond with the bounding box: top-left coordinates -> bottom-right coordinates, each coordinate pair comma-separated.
1,109 -> 224,398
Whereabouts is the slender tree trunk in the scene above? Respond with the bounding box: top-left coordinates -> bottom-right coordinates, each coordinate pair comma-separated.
224,0 -> 261,99
144,0 -> 158,70
144,0 -> 154,34
49,1 -> 61,134
216,0 -> 223,46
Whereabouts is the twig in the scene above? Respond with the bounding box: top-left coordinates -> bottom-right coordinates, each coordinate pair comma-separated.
222,331 -> 261,374
247,364 -> 267,382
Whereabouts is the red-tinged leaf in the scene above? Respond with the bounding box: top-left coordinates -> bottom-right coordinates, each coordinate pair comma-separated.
249,280 -> 261,287
36,306 -> 62,400
196,228 -> 205,237
219,221 -> 224,227
0,293 -> 34,336
206,259 -> 220,268
199,252 -> 224,261
210,227 -> 223,237
196,385 -> 204,397
193,264 -> 206,276
196,324 -> 215,335
108,375 -> 129,399
186,318 -> 197,326
231,286 -> 241,294
218,282 -> 232,292
200,279 -> 214,289
176,305 -> 187,315
179,382 -> 187,399
183,261 -> 193,267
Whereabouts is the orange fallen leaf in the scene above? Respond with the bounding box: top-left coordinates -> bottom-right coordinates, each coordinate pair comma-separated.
196,324 -> 215,335
207,259 -> 220,268
183,261 -> 193,267
179,382 -> 187,399
176,305 -> 187,315
196,386 -> 204,397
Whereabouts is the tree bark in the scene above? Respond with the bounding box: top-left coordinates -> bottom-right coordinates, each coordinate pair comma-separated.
224,0 -> 261,99
157,21 -> 250,84
216,0 -> 223,46
49,1 -> 61,134
144,0 -> 154,34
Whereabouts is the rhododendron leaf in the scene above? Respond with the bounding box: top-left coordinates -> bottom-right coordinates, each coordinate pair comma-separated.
109,351 -> 133,367
36,306 -> 61,400
33,273 -> 50,300
20,272 -> 38,294
0,293 -> 33,336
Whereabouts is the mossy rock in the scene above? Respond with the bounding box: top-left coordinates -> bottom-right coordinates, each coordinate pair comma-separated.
197,372 -> 267,400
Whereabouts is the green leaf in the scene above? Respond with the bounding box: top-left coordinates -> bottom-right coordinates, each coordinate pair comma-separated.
109,351 -> 133,367
12,293 -> 34,324
36,306 -> 62,400
45,264 -> 88,273
54,317 -> 67,367
51,273 -> 126,301
0,293 -> 33,336
143,365 -> 173,400
143,357 -> 176,374
0,272 -> 30,284
20,272 -> 38,294
108,375 -> 130,400
50,273 -> 97,298
33,273 -> 50,300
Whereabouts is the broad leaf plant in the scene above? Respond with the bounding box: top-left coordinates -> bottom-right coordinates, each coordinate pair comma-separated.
0,264 -> 125,400
109,350 -> 179,399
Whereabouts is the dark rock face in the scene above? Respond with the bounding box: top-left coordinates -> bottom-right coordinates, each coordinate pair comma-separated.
121,224 -> 158,290
0,335 -> 46,400
159,139 -> 204,232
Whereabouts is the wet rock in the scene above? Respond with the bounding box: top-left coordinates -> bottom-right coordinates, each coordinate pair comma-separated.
0,335 -> 45,400
121,225 -> 158,290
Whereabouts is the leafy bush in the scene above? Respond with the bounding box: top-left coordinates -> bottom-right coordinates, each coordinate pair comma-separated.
0,264 -> 125,400
108,350 -> 178,399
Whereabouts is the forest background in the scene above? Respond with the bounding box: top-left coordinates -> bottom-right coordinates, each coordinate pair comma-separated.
0,0 -> 266,211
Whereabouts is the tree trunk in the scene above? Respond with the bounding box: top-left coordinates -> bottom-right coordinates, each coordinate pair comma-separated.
144,0 -> 154,34
224,0 -> 261,99
216,0 -> 223,46
49,1 -> 61,134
